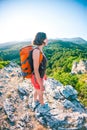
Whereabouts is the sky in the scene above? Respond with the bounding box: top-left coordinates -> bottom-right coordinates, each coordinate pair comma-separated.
0,0 -> 87,43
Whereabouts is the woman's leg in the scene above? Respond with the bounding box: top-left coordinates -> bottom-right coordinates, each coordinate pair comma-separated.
31,74 -> 44,104
33,89 -> 38,102
37,90 -> 44,105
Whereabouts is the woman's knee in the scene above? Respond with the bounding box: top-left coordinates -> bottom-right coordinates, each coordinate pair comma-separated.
37,90 -> 43,95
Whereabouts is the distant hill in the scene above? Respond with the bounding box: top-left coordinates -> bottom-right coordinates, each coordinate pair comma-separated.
0,37 -> 87,62
0,41 -> 31,48
0,37 -> 87,48
58,37 -> 87,44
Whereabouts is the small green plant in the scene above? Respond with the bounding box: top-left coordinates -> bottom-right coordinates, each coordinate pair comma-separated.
0,61 -> 10,69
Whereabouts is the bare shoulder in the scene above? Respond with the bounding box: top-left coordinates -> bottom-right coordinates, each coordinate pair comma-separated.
33,48 -> 40,57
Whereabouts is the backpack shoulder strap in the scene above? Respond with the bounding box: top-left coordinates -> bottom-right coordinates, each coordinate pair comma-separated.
39,51 -> 43,64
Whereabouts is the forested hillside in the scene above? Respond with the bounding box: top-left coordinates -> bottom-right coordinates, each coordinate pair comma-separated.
0,41 -> 31,64
44,40 -> 87,106
0,38 -> 87,106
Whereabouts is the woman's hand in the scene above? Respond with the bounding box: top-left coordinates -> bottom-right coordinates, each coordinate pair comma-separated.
44,74 -> 47,80
40,85 -> 45,91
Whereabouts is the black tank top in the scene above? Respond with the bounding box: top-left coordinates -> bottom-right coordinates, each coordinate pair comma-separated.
29,47 -> 47,78
39,53 -> 47,78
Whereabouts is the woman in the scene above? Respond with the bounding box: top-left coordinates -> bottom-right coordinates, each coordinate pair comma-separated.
31,32 -> 49,112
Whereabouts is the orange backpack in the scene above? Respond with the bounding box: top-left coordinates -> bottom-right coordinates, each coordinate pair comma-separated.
20,45 -> 43,79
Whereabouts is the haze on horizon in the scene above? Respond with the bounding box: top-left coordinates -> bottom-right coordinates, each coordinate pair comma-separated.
0,0 -> 87,44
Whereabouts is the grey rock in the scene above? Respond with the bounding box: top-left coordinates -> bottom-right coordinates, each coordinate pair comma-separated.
16,113 -> 31,130
4,67 -> 13,73
28,77 -> 87,129
20,113 -> 31,123
72,99 -> 85,113
0,85 -> 4,88
53,91 -> 64,100
0,106 -> 3,111
60,85 -> 78,100
10,62 -> 19,68
0,74 -> 3,78
84,123 -> 87,129
17,121 -> 26,129
58,127 -> 82,130
45,78 -> 63,90
63,99 -> 85,113
4,98 -> 16,123
18,72 -> 23,77
71,60 -> 87,74
0,91 -> 3,96
76,116 -> 85,127
18,86 -> 28,96
11,74 -> 16,77
63,99 -> 76,109
5,74 -> 10,78
1,62 -> 87,130
38,116 -> 47,125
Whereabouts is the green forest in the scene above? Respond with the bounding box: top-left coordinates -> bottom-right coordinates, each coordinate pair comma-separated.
0,39 -> 87,106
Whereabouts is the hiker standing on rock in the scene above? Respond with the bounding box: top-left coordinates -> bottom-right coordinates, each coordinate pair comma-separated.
31,32 -> 50,112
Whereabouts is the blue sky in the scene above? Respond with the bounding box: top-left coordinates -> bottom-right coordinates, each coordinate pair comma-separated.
0,0 -> 87,43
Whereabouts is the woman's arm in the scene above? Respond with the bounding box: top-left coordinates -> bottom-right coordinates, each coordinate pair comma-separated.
32,49 -> 44,90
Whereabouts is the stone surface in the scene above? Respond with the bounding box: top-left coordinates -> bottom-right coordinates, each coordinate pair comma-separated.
60,85 -> 78,100
4,98 -> 16,123
71,60 -> 87,74
0,62 -> 87,130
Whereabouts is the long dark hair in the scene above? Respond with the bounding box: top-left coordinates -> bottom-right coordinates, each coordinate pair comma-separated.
33,32 -> 47,46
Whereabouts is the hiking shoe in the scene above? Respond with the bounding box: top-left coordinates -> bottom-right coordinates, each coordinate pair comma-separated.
38,103 -> 50,113
32,100 -> 40,111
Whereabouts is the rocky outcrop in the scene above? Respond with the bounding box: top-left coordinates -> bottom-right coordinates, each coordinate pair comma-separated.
0,62 -> 87,130
71,60 -> 87,74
